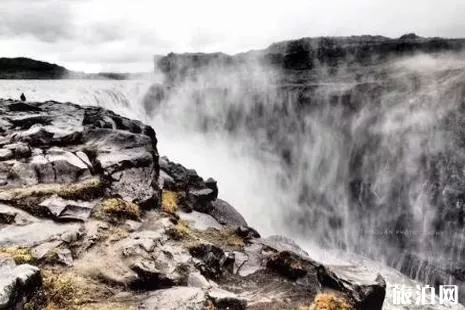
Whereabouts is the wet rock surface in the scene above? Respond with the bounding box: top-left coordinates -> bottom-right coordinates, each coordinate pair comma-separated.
0,99 -> 386,309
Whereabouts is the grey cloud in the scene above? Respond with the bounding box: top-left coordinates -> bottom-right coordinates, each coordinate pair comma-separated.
79,22 -> 169,47
189,30 -> 225,51
0,0 -> 74,42
58,41 -> 164,64
1,0 -> 465,73
77,22 -> 127,44
0,0 -> 131,45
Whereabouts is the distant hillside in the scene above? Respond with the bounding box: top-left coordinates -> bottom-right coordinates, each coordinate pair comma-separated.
0,57 -> 144,80
157,34 -> 465,83
0,57 -> 69,79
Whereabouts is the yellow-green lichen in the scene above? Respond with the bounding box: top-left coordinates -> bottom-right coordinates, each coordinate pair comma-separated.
161,190 -> 179,214
0,177 -> 104,218
0,177 -> 103,201
92,198 -> 141,222
0,247 -> 34,264
193,227 -> 245,249
42,269 -> 111,310
300,293 -> 353,310
166,220 -> 191,240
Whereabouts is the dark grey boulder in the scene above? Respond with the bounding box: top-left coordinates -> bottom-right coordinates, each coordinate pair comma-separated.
7,115 -> 53,130
189,244 -> 234,279
158,156 -> 206,191
233,244 -> 264,277
38,196 -> 95,222
209,199 -> 247,228
6,102 -> 41,113
205,177 -> 218,198
109,166 -> 158,208
266,250 -> 313,280
188,188 -> 216,212
0,209 -> 16,225
259,235 -> 310,258
13,127 -> 54,147
0,257 -> 43,309
129,258 -> 177,290
83,129 -> 159,207
45,147 -> 91,183
127,243 -> 192,290
317,265 -> 386,310
235,225 -> 260,239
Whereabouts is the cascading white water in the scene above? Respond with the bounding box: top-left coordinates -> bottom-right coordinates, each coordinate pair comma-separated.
1,53 -> 465,309
147,53 -> 465,266
144,52 -> 465,307
0,79 -> 152,120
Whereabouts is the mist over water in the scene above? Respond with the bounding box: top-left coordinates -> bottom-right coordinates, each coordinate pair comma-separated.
144,52 -> 465,305
2,53 -> 465,308
0,79 -> 151,118
148,53 -> 465,264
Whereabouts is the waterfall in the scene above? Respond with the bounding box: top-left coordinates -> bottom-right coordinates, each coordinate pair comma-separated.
144,53 -> 465,291
1,52 -> 465,307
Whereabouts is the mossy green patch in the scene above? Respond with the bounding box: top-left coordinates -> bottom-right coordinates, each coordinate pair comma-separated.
42,269 -> 111,310
192,227 -> 245,250
0,177 -> 104,217
0,247 -> 34,264
300,293 -> 353,310
166,220 -> 191,240
161,190 -> 179,214
92,198 -> 141,222
0,177 -> 103,201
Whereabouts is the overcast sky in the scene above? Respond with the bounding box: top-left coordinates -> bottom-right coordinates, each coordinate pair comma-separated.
1,0 -> 464,73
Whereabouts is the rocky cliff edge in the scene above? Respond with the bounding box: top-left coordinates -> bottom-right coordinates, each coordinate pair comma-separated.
0,99 -> 385,310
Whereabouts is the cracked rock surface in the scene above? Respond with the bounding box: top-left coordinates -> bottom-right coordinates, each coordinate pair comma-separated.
0,99 -> 386,310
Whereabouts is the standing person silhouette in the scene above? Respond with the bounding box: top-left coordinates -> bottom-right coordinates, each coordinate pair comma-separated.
20,93 -> 26,102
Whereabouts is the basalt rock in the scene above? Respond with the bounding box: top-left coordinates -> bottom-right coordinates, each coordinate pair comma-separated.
317,265 -> 386,310
189,243 -> 235,279
158,157 -> 250,228
266,250 -> 311,280
159,156 -> 205,192
0,98 -> 388,309
0,257 -> 43,309
210,199 -> 248,228
0,99 -> 160,211
0,208 -> 16,225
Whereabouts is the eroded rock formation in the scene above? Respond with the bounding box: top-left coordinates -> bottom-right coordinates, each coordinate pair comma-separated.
0,99 -> 385,309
